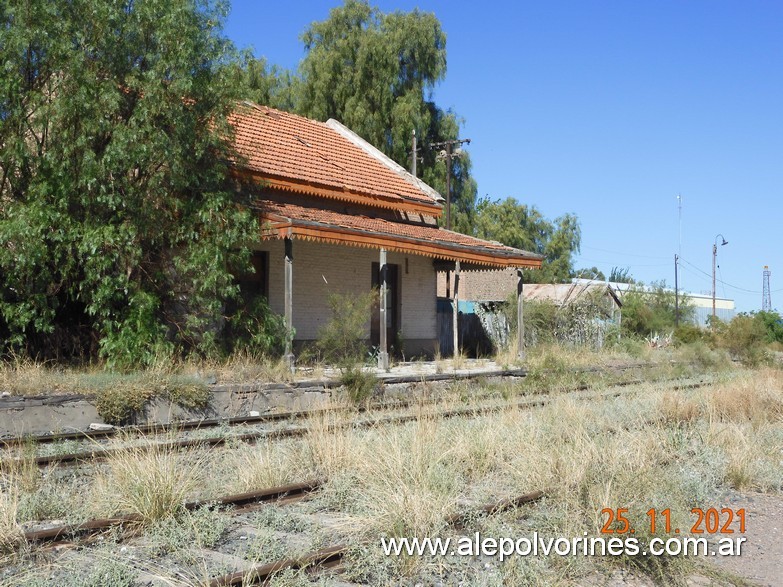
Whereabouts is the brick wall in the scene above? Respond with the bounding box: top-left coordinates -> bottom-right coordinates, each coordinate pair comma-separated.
256,239 -> 436,352
437,269 -> 519,301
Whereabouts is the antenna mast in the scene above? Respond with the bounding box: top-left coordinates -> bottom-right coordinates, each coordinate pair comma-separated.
763,266 -> 772,311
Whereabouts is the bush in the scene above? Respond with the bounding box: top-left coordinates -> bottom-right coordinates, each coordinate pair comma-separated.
673,323 -> 705,345
316,290 -> 376,367
339,365 -> 379,404
226,296 -> 288,357
93,375 -> 209,425
714,313 -> 770,366
620,282 -> 694,338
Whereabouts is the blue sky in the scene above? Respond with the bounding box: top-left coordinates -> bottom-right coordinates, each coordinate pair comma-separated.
224,1 -> 783,313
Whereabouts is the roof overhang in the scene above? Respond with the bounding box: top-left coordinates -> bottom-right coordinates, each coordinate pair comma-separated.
255,202 -> 542,269
233,168 -> 443,217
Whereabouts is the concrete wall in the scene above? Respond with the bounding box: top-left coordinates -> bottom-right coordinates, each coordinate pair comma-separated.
257,239 -> 437,356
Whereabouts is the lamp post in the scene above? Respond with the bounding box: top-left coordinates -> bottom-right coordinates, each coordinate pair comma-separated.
712,234 -> 728,325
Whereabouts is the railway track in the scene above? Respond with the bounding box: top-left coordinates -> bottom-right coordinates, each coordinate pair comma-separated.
22,480 -> 322,547
0,374 -> 714,470
1,360 -> 669,449
205,490 -> 545,586
19,473 -> 544,586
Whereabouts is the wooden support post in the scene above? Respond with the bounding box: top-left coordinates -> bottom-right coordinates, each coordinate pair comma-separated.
453,261 -> 460,358
517,268 -> 525,361
378,248 -> 390,371
284,236 -> 295,371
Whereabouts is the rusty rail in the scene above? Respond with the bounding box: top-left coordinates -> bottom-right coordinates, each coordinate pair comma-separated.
3,377 -> 710,470
23,480 -> 321,545
205,489 -> 546,586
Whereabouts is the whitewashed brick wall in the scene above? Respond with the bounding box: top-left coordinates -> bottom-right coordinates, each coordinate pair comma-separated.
256,239 -> 436,344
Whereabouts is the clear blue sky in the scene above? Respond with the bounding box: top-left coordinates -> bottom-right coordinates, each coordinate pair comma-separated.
224,0 -> 783,313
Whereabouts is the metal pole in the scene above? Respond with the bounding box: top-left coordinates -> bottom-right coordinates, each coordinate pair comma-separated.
674,254 -> 679,328
517,269 -> 525,361
445,142 -> 452,231
452,261 -> 460,358
411,130 -> 417,177
712,243 -> 717,326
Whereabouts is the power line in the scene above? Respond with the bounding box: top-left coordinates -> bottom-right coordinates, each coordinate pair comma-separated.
578,256 -> 671,268
680,258 -> 783,295
580,245 -> 670,260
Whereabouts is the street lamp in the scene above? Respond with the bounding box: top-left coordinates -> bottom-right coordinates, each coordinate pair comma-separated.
712,234 -> 728,325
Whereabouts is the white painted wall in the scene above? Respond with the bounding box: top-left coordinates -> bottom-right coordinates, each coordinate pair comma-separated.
256,239 -> 436,348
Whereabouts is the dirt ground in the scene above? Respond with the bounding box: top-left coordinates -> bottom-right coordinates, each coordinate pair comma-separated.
586,491 -> 783,587
701,491 -> 783,587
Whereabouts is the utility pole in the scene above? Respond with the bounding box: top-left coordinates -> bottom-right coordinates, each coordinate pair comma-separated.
674,254 -> 679,327
410,130 -> 417,177
712,234 -> 728,326
429,138 -> 471,231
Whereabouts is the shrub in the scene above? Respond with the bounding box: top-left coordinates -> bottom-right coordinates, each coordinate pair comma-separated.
673,323 -> 704,345
226,296 -> 288,357
91,373 -> 209,425
619,282 -> 696,339
714,313 -> 769,366
340,365 -> 378,404
316,290 -> 376,367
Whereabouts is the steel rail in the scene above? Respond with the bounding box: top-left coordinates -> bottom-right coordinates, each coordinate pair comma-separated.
23,480 -> 321,545
3,361 -> 665,448
205,489 -> 546,586
2,377 -> 712,470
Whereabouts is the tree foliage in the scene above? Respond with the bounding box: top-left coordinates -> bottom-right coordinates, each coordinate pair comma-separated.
473,197 -> 581,283
234,0 -> 478,233
0,0 -> 257,366
609,266 -> 635,284
620,282 -> 694,338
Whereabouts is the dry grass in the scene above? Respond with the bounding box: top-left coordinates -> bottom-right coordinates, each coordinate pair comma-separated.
707,368 -> 783,423
91,435 -> 204,524
0,477 -> 23,553
224,440 -> 293,494
183,352 -> 297,385
4,361 -> 781,584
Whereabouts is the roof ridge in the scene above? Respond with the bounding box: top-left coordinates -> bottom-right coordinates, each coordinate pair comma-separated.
325,118 -> 445,205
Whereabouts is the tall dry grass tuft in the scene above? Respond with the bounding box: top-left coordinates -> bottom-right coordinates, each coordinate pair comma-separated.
0,479 -> 23,553
707,368 -> 783,424
657,390 -> 701,425
351,416 -> 458,540
92,435 -> 203,524
299,407 -> 361,480
225,440 -> 293,494
0,354 -> 82,396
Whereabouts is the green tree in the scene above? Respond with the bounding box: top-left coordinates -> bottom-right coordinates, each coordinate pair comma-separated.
473,197 -> 581,283
0,0 -> 256,367
237,0 -> 478,232
754,310 -> 783,344
574,267 -> 606,281
620,282 -> 694,338
227,52 -> 299,112
609,266 -> 635,284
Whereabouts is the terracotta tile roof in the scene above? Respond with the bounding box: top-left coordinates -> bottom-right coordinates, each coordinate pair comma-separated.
229,103 -> 442,212
256,200 -> 542,269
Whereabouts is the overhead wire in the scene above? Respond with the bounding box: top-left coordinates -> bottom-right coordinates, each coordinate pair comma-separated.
679,258 -> 783,295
